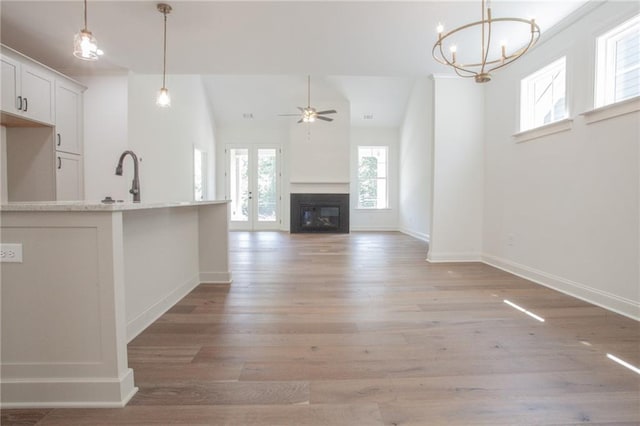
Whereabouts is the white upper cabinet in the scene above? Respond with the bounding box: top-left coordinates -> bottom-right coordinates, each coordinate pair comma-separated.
0,47 -> 55,125
21,63 -> 55,125
55,81 -> 83,155
1,55 -> 20,115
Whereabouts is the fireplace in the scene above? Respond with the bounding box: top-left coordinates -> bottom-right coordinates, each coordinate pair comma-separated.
290,193 -> 349,233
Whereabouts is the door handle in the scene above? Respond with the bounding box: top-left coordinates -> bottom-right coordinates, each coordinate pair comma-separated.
57,157 -> 62,169
17,96 -> 22,111
57,133 -> 61,146
23,97 -> 28,112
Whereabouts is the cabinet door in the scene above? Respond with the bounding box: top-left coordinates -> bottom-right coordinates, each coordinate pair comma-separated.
55,82 -> 82,154
56,152 -> 83,201
20,63 -> 54,125
1,55 -> 20,115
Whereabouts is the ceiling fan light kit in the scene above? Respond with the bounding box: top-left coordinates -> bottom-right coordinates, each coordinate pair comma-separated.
280,76 -> 337,124
432,0 -> 540,83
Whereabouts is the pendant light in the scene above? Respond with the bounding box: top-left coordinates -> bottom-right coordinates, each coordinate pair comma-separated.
73,0 -> 101,61
156,3 -> 172,107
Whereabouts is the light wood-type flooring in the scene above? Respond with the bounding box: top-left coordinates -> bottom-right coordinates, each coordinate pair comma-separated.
2,231 -> 639,425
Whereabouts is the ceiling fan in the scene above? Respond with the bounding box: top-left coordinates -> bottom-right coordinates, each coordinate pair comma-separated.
279,76 -> 337,124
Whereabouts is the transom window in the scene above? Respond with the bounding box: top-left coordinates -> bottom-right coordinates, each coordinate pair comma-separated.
595,14 -> 640,108
357,146 -> 388,209
520,57 -> 567,132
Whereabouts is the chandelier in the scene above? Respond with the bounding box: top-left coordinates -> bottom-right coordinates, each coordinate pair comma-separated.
432,0 -> 540,83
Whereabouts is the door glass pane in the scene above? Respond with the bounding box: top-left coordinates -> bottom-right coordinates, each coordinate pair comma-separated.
257,148 -> 277,222
229,148 -> 249,222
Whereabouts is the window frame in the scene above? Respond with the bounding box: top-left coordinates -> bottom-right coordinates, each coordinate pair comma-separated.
594,13 -> 640,108
520,56 -> 568,132
356,145 -> 389,210
193,146 -> 208,201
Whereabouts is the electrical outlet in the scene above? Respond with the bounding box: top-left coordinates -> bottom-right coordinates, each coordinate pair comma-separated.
0,243 -> 23,263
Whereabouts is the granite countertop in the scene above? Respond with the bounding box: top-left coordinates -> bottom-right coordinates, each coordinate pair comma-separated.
0,200 -> 230,212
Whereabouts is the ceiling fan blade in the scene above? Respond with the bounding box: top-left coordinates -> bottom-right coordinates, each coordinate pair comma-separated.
316,110 -> 337,115
316,116 -> 333,122
297,118 -> 304,124
297,106 -> 305,112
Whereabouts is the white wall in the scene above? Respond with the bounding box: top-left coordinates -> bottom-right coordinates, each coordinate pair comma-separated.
482,1 -> 639,319
399,77 -> 433,242
428,77 -> 484,262
79,73 -> 216,203
128,74 -> 216,203
289,99 -> 350,187
350,127 -> 399,231
1,126 -> 8,203
77,74 -> 130,202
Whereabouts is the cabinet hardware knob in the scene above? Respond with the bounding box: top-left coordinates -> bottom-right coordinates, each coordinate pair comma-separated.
23,97 -> 28,112
57,157 -> 62,169
57,133 -> 61,146
17,96 -> 22,111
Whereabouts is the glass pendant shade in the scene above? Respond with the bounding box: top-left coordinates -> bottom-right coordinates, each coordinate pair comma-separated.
73,29 -> 99,61
156,87 -> 171,107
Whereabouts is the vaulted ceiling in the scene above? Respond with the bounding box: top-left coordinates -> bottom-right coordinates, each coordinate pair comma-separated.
0,1 -> 590,127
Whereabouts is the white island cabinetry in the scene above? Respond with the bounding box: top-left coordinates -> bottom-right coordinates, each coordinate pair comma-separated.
0,200 -> 231,408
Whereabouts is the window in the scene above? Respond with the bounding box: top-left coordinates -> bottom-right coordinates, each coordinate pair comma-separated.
595,14 -> 640,108
520,57 -> 567,131
357,146 -> 388,209
194,147 -> 207,201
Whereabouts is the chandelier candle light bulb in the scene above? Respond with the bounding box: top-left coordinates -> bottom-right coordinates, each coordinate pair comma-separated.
432,0 -> 540,83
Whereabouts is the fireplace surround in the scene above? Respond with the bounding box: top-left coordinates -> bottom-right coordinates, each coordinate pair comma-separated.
290,193 -> 349,233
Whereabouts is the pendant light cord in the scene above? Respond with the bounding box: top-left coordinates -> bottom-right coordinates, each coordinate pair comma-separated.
83,0 -> 88,30
162,11 -> 168,88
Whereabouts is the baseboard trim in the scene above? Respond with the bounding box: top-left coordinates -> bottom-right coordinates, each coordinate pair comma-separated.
0,369 -> 137,409
482,254 -> 640,321
399,228 -> 430,243
126,276 -> 200,342
351,227 -> 400,232
427,252 -> 482,263
200,271 -> 233,284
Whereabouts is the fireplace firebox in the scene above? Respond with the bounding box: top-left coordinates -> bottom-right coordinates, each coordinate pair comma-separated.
290,193 -> 349,233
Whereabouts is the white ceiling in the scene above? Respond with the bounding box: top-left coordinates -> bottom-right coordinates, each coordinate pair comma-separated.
0,1 -> 591,127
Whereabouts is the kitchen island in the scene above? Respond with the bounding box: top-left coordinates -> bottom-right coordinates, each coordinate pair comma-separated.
0,200 -> 231,408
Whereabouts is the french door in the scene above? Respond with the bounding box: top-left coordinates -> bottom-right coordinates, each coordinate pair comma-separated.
226,145 -> 281,231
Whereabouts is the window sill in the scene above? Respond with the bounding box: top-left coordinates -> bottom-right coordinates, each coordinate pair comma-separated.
512,118 -> 573,144
581,96 -> 640,125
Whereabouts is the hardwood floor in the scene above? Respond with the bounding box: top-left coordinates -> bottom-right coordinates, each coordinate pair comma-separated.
3,231 -> 639,425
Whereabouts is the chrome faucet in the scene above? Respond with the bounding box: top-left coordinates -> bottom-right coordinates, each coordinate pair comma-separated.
115,150 -> 141,202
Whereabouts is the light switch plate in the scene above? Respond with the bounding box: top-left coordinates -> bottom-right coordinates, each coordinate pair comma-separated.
0,243 -> 23,262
